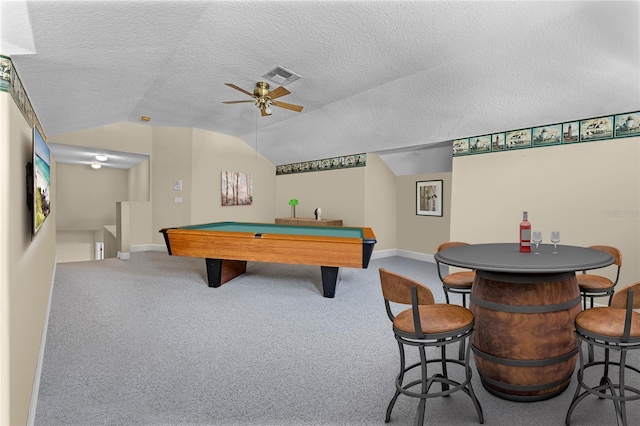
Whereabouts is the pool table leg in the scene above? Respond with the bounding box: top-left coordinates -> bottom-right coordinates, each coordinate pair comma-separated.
205,258 -> 247,287
321,266 -> 340,298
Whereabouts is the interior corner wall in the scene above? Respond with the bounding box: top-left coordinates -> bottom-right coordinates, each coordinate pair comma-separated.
450,138 -> 640,291
275,167 -> 366,227
151,127 -> 193,244
396,172 -> 452,255
364,153 -> 397,251
190,129 -> 276,225
2,91 -> 57,426
56,164 -> 129,230
128,159 -> 150,202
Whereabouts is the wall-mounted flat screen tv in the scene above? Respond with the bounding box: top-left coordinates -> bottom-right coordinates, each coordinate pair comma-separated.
32,126 -> 51,235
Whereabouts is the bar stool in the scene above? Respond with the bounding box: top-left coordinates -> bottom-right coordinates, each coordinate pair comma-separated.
565,282 -> 640,426
378,268 -> 484,425
577,245 -> 622,310
435,242 -> 476,360
435,242 -> 475,308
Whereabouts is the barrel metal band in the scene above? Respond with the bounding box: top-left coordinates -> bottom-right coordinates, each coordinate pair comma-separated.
472,345 -> 578,367
479,371 -> 573,392
470,294 -> 581,313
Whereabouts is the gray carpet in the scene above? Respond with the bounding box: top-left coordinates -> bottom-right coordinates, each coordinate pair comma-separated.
34,252 -> 639,425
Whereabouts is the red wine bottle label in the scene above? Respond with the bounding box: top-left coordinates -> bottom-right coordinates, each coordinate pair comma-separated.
521,229 -> 531,241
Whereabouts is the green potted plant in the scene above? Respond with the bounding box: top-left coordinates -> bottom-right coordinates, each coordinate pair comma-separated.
289,198 -> 299,218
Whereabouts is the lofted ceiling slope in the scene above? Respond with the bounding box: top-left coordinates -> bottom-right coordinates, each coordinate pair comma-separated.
2,1 -> 639,169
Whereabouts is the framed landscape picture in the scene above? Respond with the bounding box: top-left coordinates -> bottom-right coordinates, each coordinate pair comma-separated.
416,180 -> 442,217
221,172 -> 252,206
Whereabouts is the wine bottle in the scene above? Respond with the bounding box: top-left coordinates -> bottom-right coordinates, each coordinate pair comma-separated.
519,211 -> 531,252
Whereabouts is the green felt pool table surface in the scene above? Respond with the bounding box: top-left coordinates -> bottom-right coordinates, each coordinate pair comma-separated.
178,221 -> 366,238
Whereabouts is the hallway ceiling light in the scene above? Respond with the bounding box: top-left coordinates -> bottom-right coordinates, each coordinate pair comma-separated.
90,162 -> 102,169
95,155 -> 108,161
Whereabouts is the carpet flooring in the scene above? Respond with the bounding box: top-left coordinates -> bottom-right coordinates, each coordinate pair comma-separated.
34,252 -> 639,425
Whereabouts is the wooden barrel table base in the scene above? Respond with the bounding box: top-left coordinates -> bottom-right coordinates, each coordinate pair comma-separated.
470,270 -> 582,402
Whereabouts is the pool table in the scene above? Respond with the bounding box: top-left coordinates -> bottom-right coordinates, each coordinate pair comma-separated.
160,221 -> 377,298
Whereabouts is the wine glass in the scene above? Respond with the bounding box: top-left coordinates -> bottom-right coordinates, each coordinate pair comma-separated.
532,231 -> 542,254
550,231 -> 560,254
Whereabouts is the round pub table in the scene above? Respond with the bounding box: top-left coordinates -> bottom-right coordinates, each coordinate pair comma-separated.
434,243 -> 614,402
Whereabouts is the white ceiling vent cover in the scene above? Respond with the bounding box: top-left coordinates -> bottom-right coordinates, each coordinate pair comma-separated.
263,66 -> 300,86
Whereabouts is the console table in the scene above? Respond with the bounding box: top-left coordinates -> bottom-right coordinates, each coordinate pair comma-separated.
275,218 -> 342,226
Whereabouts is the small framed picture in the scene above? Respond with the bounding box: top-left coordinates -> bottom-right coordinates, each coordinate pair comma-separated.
614,112 -> 640,138
532,124 -> 562,147
580,116 -> 613,141
452,139 -> 469,156
469,135 -> 491,154
506,129 -> 532,149
562,121 -> 579,143
416,180 -> 443,217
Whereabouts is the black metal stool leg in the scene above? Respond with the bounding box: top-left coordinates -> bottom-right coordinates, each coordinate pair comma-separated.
619,350 -> 628,426
386,341 -> 406,422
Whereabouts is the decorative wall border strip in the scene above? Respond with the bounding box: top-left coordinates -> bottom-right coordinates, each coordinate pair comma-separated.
276,153 -> 367,175
1,54 -> 47,139
452,111 -> 639,157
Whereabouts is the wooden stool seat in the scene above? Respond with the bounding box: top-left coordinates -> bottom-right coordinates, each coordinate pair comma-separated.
442,271 -> 475,289
575,307 -> 640,339
577,245 -> 621,310
394,304 -> 474,335
576,274 -> 614,291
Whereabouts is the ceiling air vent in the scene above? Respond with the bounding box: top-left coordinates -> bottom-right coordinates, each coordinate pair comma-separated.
262,66 -> 300,86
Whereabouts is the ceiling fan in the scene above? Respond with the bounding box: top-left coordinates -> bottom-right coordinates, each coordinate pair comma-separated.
223,81 -> 304,116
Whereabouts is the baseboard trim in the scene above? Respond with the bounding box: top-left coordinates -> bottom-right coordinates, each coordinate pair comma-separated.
131,244 -> 167,253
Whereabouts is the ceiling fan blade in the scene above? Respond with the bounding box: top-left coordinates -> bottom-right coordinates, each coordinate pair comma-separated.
267,86 -> 290,100
225,83 -> 255,98
261,107 -> 270,117
273,101 -> 303,112
223,100 -> 255,104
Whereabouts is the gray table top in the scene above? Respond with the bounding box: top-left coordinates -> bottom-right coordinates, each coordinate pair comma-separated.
434,243 -> 614,273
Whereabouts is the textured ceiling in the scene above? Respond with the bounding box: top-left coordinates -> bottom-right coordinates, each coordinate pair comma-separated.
2,1 -> 639,169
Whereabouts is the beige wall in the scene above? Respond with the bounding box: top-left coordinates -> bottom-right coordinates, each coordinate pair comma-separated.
151,127 -> 193,244
1,91 -> 57,425
190,128 -> 276,226
276,167 -> 366,226
364,153 -> 397,251
450,138 -> 640,293
128,159 -> 150,202
396,172 -> 452,256
56,163 -> 129,230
